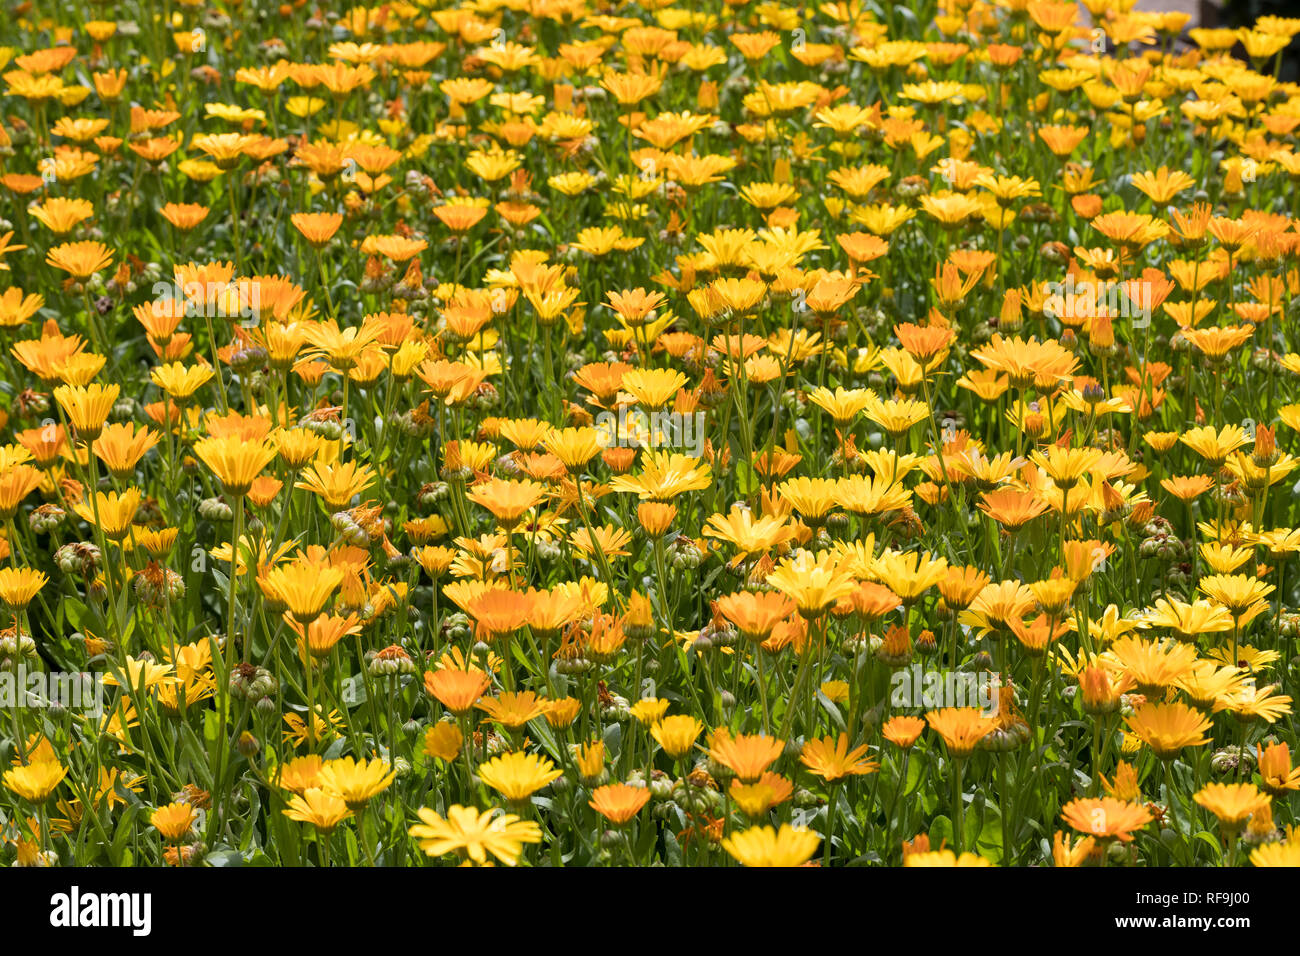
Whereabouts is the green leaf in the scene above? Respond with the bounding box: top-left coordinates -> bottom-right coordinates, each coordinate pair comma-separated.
816,692 -> 847,732
663,829 -> 683,867
736,459 -> 758,496
929,815 -> 953,849
109,805 -> 138,866
975,813 -> 1003,864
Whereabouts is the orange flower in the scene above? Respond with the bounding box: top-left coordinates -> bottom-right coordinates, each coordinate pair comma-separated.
423,668 -> 491,716
589,783 -> 651,824
46,240 -> 114,278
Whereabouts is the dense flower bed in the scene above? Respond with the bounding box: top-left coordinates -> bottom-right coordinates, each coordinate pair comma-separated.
0,0 -> 1299,867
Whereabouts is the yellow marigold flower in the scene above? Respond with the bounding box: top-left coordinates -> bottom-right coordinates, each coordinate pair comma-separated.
722,824 -> 820,867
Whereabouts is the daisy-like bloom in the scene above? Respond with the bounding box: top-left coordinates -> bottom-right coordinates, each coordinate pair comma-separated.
282,707 -> 344,748
1052,831 -> 1096,867
193,435 -> 277,497
271,428 -> 323,471
283,788 -> 353,833
465,477 -> 547,530
72,489 -> 142,541
92,422 -> 159,481
1138,596 -> 1234,641
881,715 -> 927,749
1213,683 -> 1293,725
589,783 -> 651,825
1078,665 -> 1128,715
151,362 -> 215,402
1126,701 -> 1213,759
1178,424 -> 1249,467
764,552 -> 856,618
1257,742 -> 1300,796
300,317 -> 387,371
477,752 -> 563,804
799,734 -> 879,781
53,383 -> 119,441
290,211 -> 343,248
1175,661 -> 1246,710
424,723 -> 464,762
703,506 -> 796,560
925,708 -> 995,758
715,591 -> 796,643
423,668 -> 492,716
847,581 -> 902,621
0,567 -> 47,609
475,690 -> 550,729
1030,445 -> 1104,491
729,772 -> 794,818
45,240 -> 114,278
0,287 -> 43,329
1194,783 -> 1271,835
977,488 -> 1050,529
903,850 -> 995,867
865,396 -> 931,439
1184,325 -> 1256,361
151,802 -> 198,842
620,367 -> 688,410
871,550 -> 949,606
1028,577 -> 1076,617
524,588 -> 584,640
55,352 -> 107,387
159,202 -> 210,231
102,655 -> 175,693
570,740 -> 606,783
0,464 -> 45,520
608,452 -> 713,501
409,805 -> 542,866
465,590 -> 534,641
295,460 -> 377,509
959,579 -> 1036,638
16,424 -> 66,468
288,612 -> 362,660
275,755 -> 325,794
651,715 -> 705,759
894,322 -> 956,371
1131,166 -> 1196,206
3,760 -> 68,804
1251,840 -> 1300,867
807,385 -> 876,425
1060,797 -> 1153,843
315,757 -> 396,810
1199,573 -> 1274,618
969,334 -> 1079,390
1105,635 -> 1198,696
605,287 -> 666,327
721,824 -> 820,867
257,560 -> 344,621
29,197 -> 95,234
775,477 -> 842,525
708,728 -> 786,783
1091,211 -> 1169,249
542,427 -> 604,472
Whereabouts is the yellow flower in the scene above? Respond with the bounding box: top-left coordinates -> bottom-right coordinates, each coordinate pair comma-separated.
283,788 -> 353,833
316,757 -> 396,809
721,824 -> 820,867
651,715 -> 704,759
904,849 -> 995,867
423,723 -> 464,762
764,552 -> 856,618
151,802 -> 198,842
3,760 -> 68,804
476,751 -> 562,803
409,805 -> 542,866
